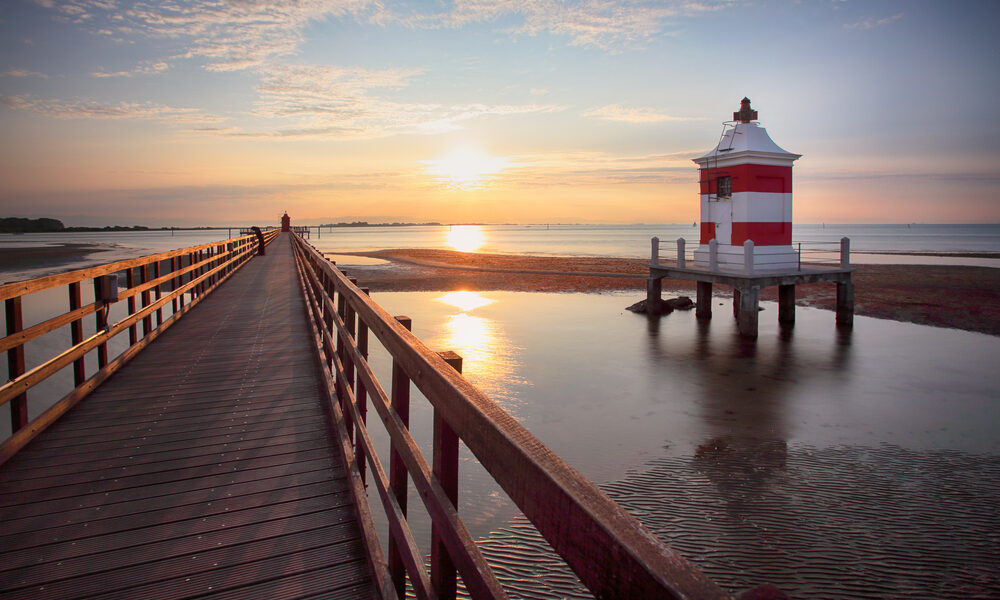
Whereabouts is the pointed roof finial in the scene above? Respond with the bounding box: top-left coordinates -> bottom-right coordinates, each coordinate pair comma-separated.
733,97 -> 758,123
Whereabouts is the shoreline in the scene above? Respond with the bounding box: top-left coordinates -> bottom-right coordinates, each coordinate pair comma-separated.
2,244 -> 997,337
336,249 -> 1000,337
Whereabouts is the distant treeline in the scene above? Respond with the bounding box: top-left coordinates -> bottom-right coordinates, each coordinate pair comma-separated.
0,217 -> 157,233
319,221 -> 443,228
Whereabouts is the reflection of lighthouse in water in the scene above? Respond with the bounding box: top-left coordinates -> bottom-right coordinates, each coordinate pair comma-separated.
693,98 -> 801,271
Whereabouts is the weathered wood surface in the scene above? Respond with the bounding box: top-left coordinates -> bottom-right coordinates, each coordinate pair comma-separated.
0,234 -> 376,600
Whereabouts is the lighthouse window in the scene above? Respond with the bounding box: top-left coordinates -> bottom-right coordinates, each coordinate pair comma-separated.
717,176 -> 732,199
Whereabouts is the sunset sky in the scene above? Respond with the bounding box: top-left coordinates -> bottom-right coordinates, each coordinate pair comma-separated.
1,0 -> 998,227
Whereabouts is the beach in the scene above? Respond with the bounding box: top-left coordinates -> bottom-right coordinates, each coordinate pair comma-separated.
335,249 -> 1000,337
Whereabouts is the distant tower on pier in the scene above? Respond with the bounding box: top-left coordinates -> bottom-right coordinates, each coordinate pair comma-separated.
281,212 -> 291,232
693,98 -> 801,271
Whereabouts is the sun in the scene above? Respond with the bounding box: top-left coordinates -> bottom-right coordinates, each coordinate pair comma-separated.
425,147 -> 507,190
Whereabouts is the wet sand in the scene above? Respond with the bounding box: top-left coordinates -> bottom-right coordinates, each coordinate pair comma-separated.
336,249 -> 1000,336
0,243 -> 112,277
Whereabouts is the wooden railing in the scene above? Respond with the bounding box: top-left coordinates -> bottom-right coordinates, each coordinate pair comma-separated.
0,228 -> 279,464
290,232 -> 732,600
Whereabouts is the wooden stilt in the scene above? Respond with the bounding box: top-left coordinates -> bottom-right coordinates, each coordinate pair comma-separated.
646,277 -> 662,315
778,284 -> 795,324
737,286 -> 759,338
696,281 -> 712,319
836,279 -> 854,326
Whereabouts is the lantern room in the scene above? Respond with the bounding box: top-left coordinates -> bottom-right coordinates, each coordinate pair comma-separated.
692,98 -> 801,271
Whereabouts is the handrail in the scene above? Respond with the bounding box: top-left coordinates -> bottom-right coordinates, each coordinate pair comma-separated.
651,236 -> 851,272
290,232 -> 731,600
0,228 -> 279,464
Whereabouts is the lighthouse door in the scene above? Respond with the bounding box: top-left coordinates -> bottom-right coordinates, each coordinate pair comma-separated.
715,198 -> 733,246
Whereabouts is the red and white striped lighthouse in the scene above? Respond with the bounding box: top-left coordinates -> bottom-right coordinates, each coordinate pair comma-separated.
693,98 -> 801,271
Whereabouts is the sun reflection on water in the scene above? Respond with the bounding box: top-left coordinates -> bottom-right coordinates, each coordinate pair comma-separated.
437,290 -> 494,311
429,290 -> 527,417
445,225 -> 485,253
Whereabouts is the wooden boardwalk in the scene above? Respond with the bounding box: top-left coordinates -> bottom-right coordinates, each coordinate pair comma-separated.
0,235 -> 376,600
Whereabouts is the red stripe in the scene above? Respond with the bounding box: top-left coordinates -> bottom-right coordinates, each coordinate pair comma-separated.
699,164 -> 791,195
731,222 -> 792,246
700,222 -> 716,244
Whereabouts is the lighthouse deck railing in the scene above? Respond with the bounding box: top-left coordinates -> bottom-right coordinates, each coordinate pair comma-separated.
652,237 -> 851,274
290,232 -> 732,599
0,228 -> 279,462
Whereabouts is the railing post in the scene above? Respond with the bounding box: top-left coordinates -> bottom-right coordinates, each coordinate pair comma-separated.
68,282 -> 85,386
93,278 -> 109,368
5,297 -> 27,432
127,267 -> 137,346
432,351 -> 463,600
388,315 -> 412,599
153,261 -> 163,327
709,238 -> 718,272
677,238 -> 686,269
650,236 -> 659,264
355,287 -> 370,485
744,239 -> 754,274
841,237 -> 851,269
141,263 -> 152,338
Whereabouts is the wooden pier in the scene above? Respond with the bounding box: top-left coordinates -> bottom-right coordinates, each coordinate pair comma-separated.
648,237 -> 855,338
1,231 -> 782,599
0,234 -> 374,599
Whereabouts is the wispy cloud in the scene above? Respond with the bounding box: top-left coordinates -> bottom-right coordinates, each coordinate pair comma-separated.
844,12 -> 903,30
40,0 -> 386,72
1,68 -> 48,78
432,0 -> 729,51
1,94 -> 219,123
91,60 -> 169,78
583,104 -> 701,123
476,150 -> 696,187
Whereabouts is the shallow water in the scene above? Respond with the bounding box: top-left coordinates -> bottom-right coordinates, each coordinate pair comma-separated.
358,290 -> 1000,598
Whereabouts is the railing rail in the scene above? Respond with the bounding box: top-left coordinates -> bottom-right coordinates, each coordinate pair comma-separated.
291,232 -> 730,600
0,228 -> 279,464
651,236 -> 851,272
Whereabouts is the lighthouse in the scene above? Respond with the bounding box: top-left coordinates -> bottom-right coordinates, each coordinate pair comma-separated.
281,212 -> 291,232
692,98 -> 800,271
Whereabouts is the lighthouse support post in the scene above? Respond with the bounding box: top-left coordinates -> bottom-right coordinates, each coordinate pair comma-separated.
696,282 -> 712,319
778,285 -> 796,324
646,277 -> 663,316
736,285 -> 760,338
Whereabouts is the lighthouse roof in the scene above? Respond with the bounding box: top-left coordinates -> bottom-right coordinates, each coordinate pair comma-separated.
693,121 -> 801,168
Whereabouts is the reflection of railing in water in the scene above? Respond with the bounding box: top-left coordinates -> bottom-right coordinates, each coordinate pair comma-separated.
0,228 -> 279,462
290,231 -> 736,599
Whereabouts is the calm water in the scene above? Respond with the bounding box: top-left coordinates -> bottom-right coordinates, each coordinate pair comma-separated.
359,291 -> 1000,598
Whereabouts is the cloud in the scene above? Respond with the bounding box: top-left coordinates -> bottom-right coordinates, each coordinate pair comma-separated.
583,103 -> 701,123
1,94 -> 219,123
432,0 -> 729,51
844,12 -> 903,30
91,61 -> 169,78
1,69 -> 48,78
473,150 -> 696,187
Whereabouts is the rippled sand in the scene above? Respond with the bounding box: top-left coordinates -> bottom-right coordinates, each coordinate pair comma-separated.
473,443 -> 1000,599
